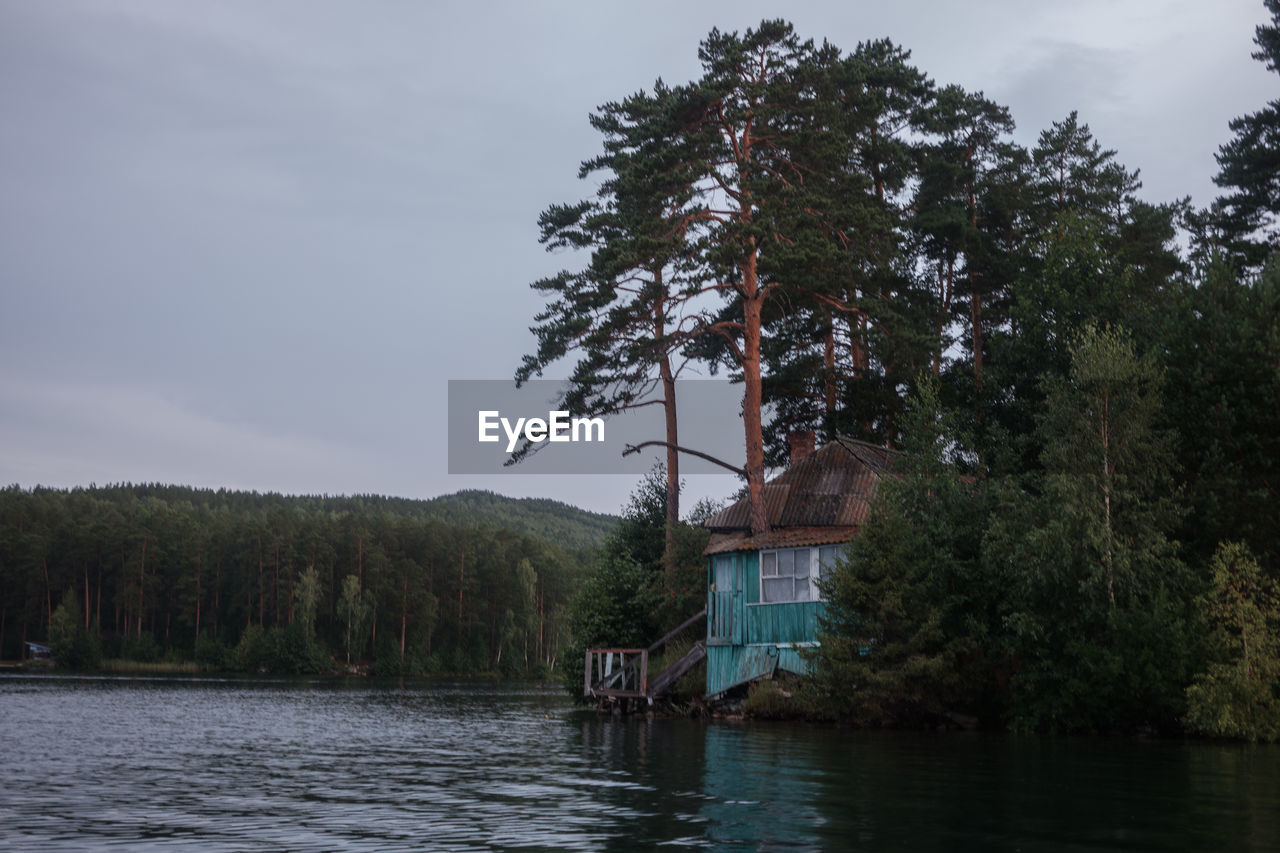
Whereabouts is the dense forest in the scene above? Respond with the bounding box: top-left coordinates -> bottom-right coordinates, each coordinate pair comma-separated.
0,485 -> 609,676
529,7 -> 1280,737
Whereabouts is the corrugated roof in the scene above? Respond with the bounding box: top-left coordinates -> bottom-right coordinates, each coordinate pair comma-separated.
703,437 -> 895,545
704,525 -> 861,555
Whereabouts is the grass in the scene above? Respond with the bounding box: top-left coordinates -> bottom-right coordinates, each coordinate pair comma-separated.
646,630 -> 708,704
742,674 -> 834,720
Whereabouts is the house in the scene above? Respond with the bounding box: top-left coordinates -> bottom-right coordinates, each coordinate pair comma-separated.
702,432 -> 894,697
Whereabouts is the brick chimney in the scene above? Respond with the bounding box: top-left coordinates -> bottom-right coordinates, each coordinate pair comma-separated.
788,429 -> 816,467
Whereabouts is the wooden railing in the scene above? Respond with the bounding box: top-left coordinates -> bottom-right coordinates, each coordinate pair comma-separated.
583,608 -> 707,701
583,648 -> 648,699
709,590 -> 739,644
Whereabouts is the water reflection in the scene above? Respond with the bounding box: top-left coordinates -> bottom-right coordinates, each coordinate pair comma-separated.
574,714 -> 1280,851
1,676 -> 1278,851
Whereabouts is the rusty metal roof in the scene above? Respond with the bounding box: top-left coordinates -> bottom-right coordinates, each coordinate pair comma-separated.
704,525 -> 861,555
703,437 -> 895,542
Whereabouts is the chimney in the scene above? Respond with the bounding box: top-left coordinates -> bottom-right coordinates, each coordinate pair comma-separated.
788,429 -> 816,467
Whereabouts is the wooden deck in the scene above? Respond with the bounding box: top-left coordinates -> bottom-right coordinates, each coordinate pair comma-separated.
583,609 -> 707,704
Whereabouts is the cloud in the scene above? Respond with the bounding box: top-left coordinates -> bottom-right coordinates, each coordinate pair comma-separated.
0,0 -> 1272,514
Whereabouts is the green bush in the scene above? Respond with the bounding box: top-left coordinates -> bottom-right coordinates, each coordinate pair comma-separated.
233,624 -> 268,671
194,632 -> 230,669
372,646 -> 429,677
263,624 -> 329,674
1184,543 -> 1280,741
743,679 -> 795,719
49,590 -> 103,670
743,676 -> 832,721
119,631 -> 161,663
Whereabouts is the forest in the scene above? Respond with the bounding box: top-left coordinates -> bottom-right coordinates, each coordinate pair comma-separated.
528,7 -> 1280,738
0,485 -> 607,677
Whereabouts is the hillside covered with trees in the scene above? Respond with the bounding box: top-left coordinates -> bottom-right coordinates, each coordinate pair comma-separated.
417,489 -> 617,551
0,484 -> 607,676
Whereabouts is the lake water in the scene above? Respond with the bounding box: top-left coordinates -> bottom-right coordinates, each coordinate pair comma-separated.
1,676 -> 1277,851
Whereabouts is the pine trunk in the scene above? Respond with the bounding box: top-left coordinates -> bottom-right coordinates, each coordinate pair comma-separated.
742,251 -> 768,536
138,539 -> 147,639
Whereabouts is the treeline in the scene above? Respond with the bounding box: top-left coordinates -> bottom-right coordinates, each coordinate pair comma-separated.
0,484 -> 595,676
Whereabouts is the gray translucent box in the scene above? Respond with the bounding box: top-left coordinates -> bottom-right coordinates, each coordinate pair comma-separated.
447,379 -> 747,475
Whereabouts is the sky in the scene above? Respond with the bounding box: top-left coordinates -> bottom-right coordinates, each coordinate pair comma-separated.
0,1 -> 1273,516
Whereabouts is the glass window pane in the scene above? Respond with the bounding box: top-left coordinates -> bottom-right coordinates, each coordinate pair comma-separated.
778,549 -> 794,576
714,555 -> 734,590
763,577 -> 792,603
762,551 -> 777,577
794,548 -> 810,579
794,578 -> 810,601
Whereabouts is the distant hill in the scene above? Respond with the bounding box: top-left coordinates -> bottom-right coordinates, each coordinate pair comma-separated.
32,483 -> 618,553
418,489 -> 618,551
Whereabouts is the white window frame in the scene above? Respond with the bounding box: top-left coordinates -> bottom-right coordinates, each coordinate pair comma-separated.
757,544 -> 846,604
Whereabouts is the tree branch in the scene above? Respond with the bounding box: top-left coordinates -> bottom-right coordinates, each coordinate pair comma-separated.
623,440 -> 746,476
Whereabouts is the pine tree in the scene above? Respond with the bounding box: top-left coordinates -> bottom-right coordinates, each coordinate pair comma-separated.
813,376 -> 996,726
985,115 -> 1183,474
758,39 -> 935,454
1160,258 -> 1280,574
914,85 -> 1025,387
1212,0 -> 1280,268
516,82 -> 703,576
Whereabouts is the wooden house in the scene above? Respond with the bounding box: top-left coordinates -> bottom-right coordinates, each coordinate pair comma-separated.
702,433 -> 894,697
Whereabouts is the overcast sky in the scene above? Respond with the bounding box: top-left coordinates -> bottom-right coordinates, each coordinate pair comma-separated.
0,1 -> 1272,516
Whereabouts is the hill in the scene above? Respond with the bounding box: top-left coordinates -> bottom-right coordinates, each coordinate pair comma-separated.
24,483 -> 618,553
418,489 -> 618,551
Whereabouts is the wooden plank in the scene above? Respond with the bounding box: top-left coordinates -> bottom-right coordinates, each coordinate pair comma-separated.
592,688 -> 646,699
646,609 -> 706,654
646,640 -> 706,698
584,648 -> 648,698
744,601 -> 824,645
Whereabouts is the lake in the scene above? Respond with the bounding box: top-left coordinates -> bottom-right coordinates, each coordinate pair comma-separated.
1,675 -> 1277,851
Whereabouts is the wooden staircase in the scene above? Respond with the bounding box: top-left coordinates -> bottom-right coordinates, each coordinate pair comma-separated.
584,609 -> 707,704
645,639 -> 706,698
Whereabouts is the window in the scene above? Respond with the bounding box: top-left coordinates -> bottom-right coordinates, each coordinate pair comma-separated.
759,544 -> 846,603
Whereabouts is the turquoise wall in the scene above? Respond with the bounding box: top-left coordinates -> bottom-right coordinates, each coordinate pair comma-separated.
705,641 -> 816,697
744,601 -> 823,645
705,548 -> 826,695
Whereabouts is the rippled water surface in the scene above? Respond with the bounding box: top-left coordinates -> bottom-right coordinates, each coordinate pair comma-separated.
2,675 -> 1278,851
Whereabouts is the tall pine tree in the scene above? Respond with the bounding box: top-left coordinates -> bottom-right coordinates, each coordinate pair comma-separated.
1212,0 -> 1280,268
